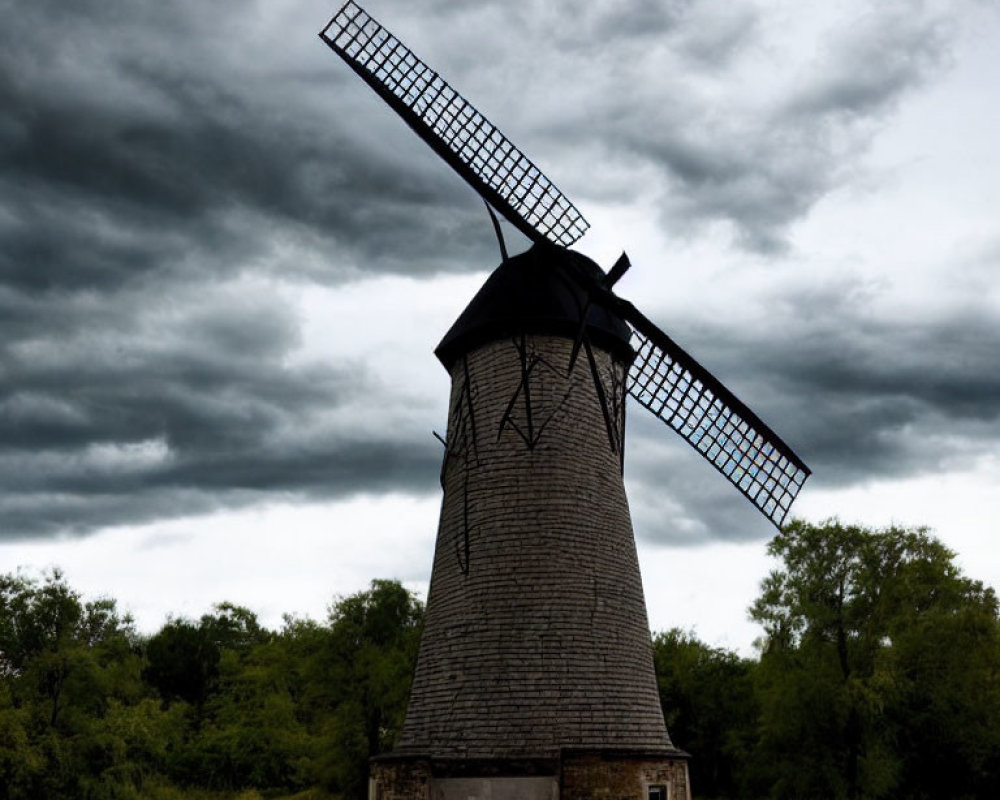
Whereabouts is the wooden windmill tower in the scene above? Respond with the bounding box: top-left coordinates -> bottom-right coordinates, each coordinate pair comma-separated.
319,4 -> 810,799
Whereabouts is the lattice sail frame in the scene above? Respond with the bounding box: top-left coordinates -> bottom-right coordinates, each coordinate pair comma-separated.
624,315 -> 810,527
320,1 -> 589,247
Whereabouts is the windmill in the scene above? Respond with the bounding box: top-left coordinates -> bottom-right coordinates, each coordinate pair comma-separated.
319,4 -> 810,800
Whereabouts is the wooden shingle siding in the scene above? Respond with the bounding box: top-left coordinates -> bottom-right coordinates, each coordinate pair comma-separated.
396,335 -> 674,759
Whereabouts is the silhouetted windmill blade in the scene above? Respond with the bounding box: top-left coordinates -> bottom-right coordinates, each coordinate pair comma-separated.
319,1 -> 590,247
619,301 -> 810,526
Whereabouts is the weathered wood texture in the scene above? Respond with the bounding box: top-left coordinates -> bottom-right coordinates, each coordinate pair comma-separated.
396,335 -> 674,759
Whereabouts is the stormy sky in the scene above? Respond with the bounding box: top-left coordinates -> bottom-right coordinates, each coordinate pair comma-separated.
2,0 -> 998,651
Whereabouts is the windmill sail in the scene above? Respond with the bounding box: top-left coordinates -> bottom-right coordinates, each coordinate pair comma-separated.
319,1 -> 589,247
319,2 -> 811,528
621,303 -> 810,526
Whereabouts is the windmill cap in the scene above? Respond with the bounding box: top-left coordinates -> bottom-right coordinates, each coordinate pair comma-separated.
435,242 -> 634,371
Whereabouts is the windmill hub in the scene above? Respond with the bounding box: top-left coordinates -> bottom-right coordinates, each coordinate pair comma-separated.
436,244 -> 633,372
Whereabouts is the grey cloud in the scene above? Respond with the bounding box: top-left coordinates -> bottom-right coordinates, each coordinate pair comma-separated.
771,316 -> 1000,482
634,129 -> 824,253
650,286 -> 1000,489
0,276 -> 442,540
1,0 -> 497,298
595,5 -> 955,252
625,425 -> 775,546
615,261 -> 1000,541
0,432 -> 439,539
2,0 -> 992,546
781,9 -> 949,120
7,0 -> 948,286
673,5 -> 760,67
505,0 -> 754,61
0,0 -> 509,541
545,0 -> 687,49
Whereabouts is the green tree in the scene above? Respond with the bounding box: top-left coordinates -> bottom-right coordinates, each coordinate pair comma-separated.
310,580 -> 423,799
0,571 -> 425,799
143,619 -> 219,708
0,569 -> 153,799
169,606 -> 314,792
750,519 -> 1000,800
653,629 -> 757,799
0,679 -> 42,800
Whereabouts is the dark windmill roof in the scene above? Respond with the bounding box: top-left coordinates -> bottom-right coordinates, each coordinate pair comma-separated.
435,243 -> 634,370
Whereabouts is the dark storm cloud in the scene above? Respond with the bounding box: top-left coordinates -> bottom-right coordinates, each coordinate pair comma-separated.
0,0 -> 490,539
0,281 -> 441,539
0,0 -> 990,544
625,271 -> 1000,544
0,438 -> 439,539
758,310 -> 1000,482
625,416 -> 776,547
0,0 -> 493,297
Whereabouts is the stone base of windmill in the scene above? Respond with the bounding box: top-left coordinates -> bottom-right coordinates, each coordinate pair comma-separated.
369,750 -> 691,800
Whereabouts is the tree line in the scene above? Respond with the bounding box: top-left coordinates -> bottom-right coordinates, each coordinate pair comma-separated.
2,520 -> 999,800
658,520 -> 1000,799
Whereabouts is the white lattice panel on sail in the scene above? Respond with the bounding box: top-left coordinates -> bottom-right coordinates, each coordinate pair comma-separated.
320,2 -> 590,247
